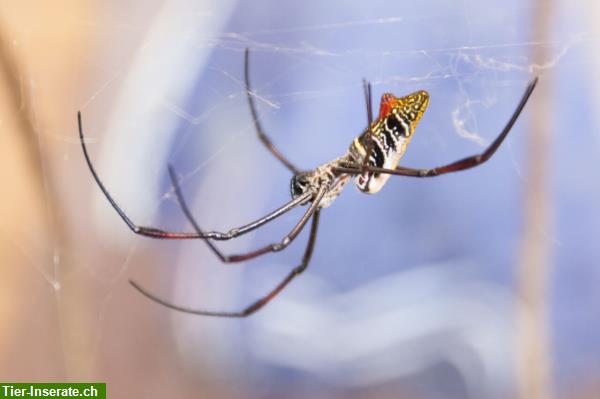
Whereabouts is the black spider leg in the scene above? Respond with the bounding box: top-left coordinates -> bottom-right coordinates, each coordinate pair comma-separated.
334,77 -> 538,178
129,169 -> 327,317
158,165 -> 326,262
245,48 -> 300,174
78,111 -> 310,240
360,79 -> 375,174
130,210 -> 321,318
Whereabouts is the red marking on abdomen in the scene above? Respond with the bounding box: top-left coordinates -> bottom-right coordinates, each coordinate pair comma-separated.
378,93 -> 397,120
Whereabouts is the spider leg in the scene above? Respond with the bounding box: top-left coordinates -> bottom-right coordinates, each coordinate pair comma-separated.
361,79 -> 375,174
164,164 -> 327,262
245,48 -> 300,174
334,77 -> 538,178
78,111 -> 309,240
129,209 -> 321,317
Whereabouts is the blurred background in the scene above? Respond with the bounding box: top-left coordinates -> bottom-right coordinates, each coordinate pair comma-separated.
1,0 -> 599,398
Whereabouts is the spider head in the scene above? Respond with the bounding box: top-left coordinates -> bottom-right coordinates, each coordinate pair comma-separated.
290,173 -> 311,201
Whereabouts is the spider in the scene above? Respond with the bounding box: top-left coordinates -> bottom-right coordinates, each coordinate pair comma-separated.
78,49 -> 538,318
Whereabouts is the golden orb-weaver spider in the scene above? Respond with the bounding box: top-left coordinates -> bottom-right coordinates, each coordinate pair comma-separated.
78,49 -> 538,317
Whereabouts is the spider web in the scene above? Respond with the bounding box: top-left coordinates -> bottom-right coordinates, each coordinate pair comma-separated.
2,1 -> 600,399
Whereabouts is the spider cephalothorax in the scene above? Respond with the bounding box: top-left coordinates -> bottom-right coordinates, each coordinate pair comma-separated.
290,159 -> 352,208
78,48 -> 537,317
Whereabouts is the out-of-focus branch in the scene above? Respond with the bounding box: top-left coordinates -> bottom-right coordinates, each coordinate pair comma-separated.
0,30 -> 47,187
516,1 -> 554,399
0,23 -> 79,378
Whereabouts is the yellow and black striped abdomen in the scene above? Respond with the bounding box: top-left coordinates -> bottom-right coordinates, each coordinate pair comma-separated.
350,90 -> 429,193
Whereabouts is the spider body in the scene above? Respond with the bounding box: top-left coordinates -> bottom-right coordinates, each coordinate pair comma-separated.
78,49 -> 538,317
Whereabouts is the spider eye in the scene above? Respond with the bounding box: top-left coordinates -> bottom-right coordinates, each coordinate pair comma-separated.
290,175 -> 309,199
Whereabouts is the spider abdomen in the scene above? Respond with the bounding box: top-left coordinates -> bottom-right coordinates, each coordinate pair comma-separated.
351,90 -> 429,194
